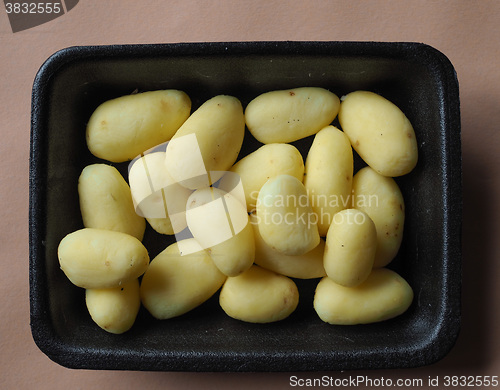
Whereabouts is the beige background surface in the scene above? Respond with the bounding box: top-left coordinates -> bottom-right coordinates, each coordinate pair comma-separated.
1,1 -> 499,389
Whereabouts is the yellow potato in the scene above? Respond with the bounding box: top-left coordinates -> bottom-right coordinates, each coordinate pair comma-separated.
250,213 -> 326,279
186,187 -> 254,276
257,174 -> 320,256
219,143 -> 304,212
352,167 -> 405,268
245,87 -> 340,144
164,95 -> 245,189
140,239 -> 226,320
86,90 -> 191,162
314,268 -> 413,325
78,164 -> 145,241
128,151 -> 192,235
324,209 -> 377,287
58,228 -> 149,289
85,279 -> 140,334
219,265 -> 299,323
338,90 -> 418,177
304,126 -> 353,236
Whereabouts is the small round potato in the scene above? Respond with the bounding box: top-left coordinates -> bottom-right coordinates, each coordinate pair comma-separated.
338,90 -> 418,177
219,265 -> 299,323
128,151 -> 192,235
245,87 -> 340,144
257,175 -> 320,256
140,239 -> 226,320
219,143 -> 305,212
304,126 -> 353,236
85,279 -> 141,334
250,213 -> 326,279
314,268 -> 413,325
78,164 -> 146,241
324,209 -> 377,287
164,95 -> 245,189
86,90 -> 191,162
58,228 -> 149,289
186,187 -> 254,276
352,167 -> 405,268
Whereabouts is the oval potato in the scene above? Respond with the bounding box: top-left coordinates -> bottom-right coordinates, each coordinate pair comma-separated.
86,90 -> 191,162
58,228 -> 149,289
352,167 -> 405,268
85,279 -> 141,334
186,187 -> 254,276
140,239 -> 226,320
128,151 -> 192,235
219,143 -> 304,212
304,126 -> 353,236
245,87 -> 340,144
257,175 -> 320,256
324,209 -> 377,287
314,268 -> 413,325
164,95 -> 245,189
250,213 -> 326,279
78,164 -> 145,241
338,90 -> 418,177
219,265 -> 299,323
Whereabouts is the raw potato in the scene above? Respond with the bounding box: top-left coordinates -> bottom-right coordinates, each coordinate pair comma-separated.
86,90 -> 191,162
128,151 -> 192,235
352,167 -> 405,268
219,143 -> 304,212
304,126 -> 353,236
58,228 -> 149,289
324,209 -> 377,287
164,95 -> 245,189
245,87 -> 340,144
314,268 -> 413,325
257,175 -> 320,256
208,223 -> 254,276
78,164 -> 145,241
250,213 -> 326,279
140,239 -> 226,320
186,187 -> 254,276
219,265 -> 299,323
86,279 -> 141,334
338,90 -> 418,177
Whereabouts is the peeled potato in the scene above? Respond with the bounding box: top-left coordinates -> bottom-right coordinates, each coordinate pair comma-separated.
256,174 -> 320,256
250,213 -> 326,279
219,265 -> 299,323
304,126 -> 353,236
140,239 -> 226,320
164,95 -> 245,189
186,187 -> 254,276
352,166 -> 405,268
245,87 -> 340,144
324,209 -> 377,287
85,279 -> 140,334
78,164 -> 145,241
338,90 -> 418,177
86,90 -> 191,162
314,268 -> 413,325
58,228 -> 149,289
128,151 -> 192,235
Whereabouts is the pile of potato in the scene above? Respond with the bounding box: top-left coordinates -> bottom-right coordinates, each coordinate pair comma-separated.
57,87 -> 417,334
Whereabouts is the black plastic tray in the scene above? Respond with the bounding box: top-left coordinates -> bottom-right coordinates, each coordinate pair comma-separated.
29,41 -> 462,371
